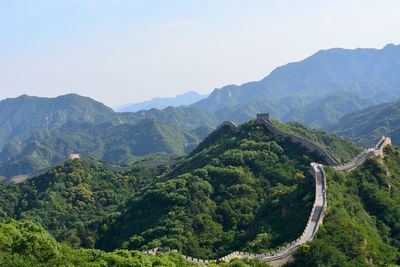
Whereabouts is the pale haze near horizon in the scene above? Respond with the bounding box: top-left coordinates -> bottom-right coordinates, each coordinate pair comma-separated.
0,0 -> 399,107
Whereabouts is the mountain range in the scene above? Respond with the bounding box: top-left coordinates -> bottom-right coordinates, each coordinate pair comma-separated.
189,43 -> 400,128
116,91 -> 207,112
328,99 -> 400,147
114,44 -> 400,130
0,94 -> 211,177
1,43 -> 400,178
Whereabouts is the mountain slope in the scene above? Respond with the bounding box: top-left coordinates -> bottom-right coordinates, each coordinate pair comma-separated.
0,94 -> 121,149
0,118 -> 359,259
191,44 -> 400,127
0,219 -> 207,267
0,118 -> 206,177
97,120 -> 360,258
116,91 -> 207,112
328,100 -> 400,147
289,146 -> 400,266
0,159 -> 164,248
282,92 -> 373,128
0,94 -> 214,177
122,105 -> 218,129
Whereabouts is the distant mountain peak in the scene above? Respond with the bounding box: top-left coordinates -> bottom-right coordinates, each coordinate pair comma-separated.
115,91 -> 207,113
383,43 -> 398,49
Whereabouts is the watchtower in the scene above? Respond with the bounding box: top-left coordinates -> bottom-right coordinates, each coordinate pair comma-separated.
68,154 -> 80,160
256,113 -> 270,123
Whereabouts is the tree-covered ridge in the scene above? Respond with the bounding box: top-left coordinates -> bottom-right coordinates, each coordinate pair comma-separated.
328,99 -> 400,147
97,121 -> 325,259
0,119 -> 369,265
273,120 -> 361,162
192,44 -> 400,127
0,219 -> 272,267
0,118 -> 210,178
290,146 -> 400,266
0,160 -> 166,249
0,94 -> 214,178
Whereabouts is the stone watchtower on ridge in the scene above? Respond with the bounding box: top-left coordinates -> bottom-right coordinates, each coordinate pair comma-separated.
256,113 -> 270,123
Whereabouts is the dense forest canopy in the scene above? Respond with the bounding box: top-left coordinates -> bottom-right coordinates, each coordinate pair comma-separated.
3,118 -> 395,266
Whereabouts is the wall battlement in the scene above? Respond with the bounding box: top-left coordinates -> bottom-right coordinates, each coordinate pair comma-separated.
256,113 -> 341,166
220,120 -> 240,128
256,113 -> 270,123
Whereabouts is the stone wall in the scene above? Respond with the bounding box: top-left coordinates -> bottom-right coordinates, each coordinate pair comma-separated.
333,136 -> 391,171
256,114 -> 341,166
219,120 -> 240,128
142,117 -> 391,266
140,162 -> 327,266
68,154 -> 81,160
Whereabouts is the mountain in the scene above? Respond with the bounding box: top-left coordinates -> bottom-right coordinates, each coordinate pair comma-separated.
327,99 -> 400,147
0,119 -> 206,177
0,118 -> 359,259
0,94 -> 213,178
190,44 -> 400,128
116,91 -> 207,112
282,92 -> 373,129
123,105 -> 218,130
0,94 -> 121,149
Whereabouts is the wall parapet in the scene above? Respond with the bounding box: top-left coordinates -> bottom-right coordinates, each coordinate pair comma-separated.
219,120 -> 240,128
256,114 -> 341,166
333,136 -> 391,171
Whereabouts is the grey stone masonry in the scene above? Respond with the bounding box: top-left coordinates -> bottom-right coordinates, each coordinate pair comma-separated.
333,136 -> 391,171
220,120 -> 240,128
256,113 -> 341,166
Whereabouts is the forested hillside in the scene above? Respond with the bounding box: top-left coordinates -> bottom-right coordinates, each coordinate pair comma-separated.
0,118 -> 360,263
0,119 -> 206,177
0,94 -> 212,178
328,99 -> 400,147
290,146 -> 400,266
97,120 -> 359,258
0,160 -> 166,248
0,219 -> 273,267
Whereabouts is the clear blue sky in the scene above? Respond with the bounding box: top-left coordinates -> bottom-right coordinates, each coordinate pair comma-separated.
1,0 -> 399,106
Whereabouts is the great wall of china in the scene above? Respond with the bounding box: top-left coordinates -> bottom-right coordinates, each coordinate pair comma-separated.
144,114 -> 392,266
0,113 -> 392,265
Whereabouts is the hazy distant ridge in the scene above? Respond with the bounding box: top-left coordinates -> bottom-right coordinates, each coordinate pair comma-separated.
116,91 -> 207,112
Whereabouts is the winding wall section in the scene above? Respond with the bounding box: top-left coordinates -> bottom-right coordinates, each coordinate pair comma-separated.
1,114 -> 391,265
144,115 -> 392,266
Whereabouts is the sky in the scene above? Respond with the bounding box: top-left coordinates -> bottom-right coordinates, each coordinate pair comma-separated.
1,0 -> 400,107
